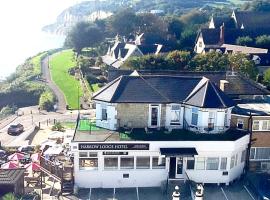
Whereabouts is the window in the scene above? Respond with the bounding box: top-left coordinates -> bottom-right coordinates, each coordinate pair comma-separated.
104,157 -> 118,170
253,121 -> 259,130
136,157 -> 150,169
250,148 -> 255,159
152,157 -> 165,169
230,155 -> 235,169
170,105 -> 181,125
120,157 -> 134,169
196,157 -> 205,170
102,107 -> 107,121
262,120 -> 270,130
255,148 -> 270,160
79,158 -> 98,170
208,112 -> 215,129
79,152 -> 88,157
241,150 -> 246,163
206,157 -> 219,170
237,119 -> 244,129
191,108 -> 198,126
235,154 -> 238,166
261,162 -> 270,171
79,152 -> 98,170
186,157 -> 195,170
220,157 -> 227,170
224,110 -> 228,127
199,41 -> 202,47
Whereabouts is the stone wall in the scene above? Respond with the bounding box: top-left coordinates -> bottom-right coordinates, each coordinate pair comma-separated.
116,103 -> 167,128
116,103 -> 149,128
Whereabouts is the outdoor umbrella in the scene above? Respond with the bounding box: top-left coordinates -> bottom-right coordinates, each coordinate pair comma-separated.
25,162 -> 40,172
1,161 -> 18,169
8,152 -> 25,161
31,153 -> 40,162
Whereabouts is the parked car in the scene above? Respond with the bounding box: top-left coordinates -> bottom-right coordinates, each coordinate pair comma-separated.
18,145 -> 35,154
7,123 -> 24,135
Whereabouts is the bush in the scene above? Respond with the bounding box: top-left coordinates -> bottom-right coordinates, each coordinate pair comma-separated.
86,73 -> 100,84
52,122 -> 65,132
39,91 -> 55,111
0,105 -> 17,117
236,36 -> 253,46
264,68 -> 270,87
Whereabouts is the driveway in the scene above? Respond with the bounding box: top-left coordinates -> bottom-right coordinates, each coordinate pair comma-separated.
41,56 -> 66,111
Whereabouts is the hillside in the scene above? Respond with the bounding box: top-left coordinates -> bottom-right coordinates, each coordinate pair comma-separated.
42,0 -> 245,35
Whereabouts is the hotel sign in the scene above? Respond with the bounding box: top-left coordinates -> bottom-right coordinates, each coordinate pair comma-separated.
78,143 -> 149,150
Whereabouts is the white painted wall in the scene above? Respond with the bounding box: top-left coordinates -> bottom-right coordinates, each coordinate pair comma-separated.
96,102 -> 117,130
194,35 -> 205,54
72,134 -> 249,188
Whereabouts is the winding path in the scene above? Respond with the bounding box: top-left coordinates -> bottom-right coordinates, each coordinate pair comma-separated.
41,56 -> 66,112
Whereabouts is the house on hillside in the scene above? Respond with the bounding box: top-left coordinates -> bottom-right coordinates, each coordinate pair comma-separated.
195,11 -> 270,54
102,34 -> 167,69
71,72 -> 251,188
231,102 -> 270,172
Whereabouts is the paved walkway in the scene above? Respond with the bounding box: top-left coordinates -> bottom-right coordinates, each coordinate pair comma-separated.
41,56 -> 66,112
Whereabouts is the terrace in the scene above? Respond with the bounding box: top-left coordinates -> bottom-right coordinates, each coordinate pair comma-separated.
73,119 -> 249,142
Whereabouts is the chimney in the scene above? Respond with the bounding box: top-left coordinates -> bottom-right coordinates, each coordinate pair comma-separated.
219,23 -> 225,45
220,80 -> 229,92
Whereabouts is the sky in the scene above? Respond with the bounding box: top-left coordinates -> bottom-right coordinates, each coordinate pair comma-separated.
0,0 -> 82,78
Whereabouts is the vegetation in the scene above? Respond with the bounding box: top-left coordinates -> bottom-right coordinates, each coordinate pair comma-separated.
49,49 -> 83,109
0,105 -> 17,119
255,35 -> 270,49
236,36 -> 253,46
263,68 -> 270,88
52,122 -> 65,132
39,90 -> 56,111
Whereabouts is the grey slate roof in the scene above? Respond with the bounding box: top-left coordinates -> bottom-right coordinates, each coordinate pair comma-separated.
107,70 -> 270,97
184,77 -> 235,108
93,74 -> 235,108
0,169 -> 25,184
234,11 -> 270,29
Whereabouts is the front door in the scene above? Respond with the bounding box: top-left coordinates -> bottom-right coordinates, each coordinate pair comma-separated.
169,157 -> 176,179
150,106 -> 159,127
175,157 -> 184,179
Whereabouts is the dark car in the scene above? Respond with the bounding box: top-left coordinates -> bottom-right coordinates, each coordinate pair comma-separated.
247,172 -> 270,200
7,123 -> 24,135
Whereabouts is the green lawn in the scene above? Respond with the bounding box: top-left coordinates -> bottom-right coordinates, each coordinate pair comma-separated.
90,83 -> 101,93
31,52 -> 47,75
78,119 -> 103,131
49,49 -> 83,109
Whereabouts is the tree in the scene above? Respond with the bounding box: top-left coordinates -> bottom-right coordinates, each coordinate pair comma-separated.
136,13 -> 168,44
180,9 -> 209,25
189,51 -> 229,71
242,0 -> 270,11
109,9 -> 138,36
65,22 -> 104,55
167,17 -> 184,40
180,25 -> 199,50
255,35 -> 270,49
236,36 -> 253,46
166,50 -> 191,70
228,53 -> 258,79
39,91 -> 55,111
2,193 -> 17,200
263,68 -> 270,87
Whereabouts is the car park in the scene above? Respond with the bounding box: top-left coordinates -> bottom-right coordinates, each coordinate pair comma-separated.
7,123 -> 24,135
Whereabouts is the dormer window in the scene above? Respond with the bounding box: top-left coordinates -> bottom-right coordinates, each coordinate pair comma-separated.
237,119 -> 244,129
198,41 -> 202,48
170,105 -> 181,125
102,107 -> 107,121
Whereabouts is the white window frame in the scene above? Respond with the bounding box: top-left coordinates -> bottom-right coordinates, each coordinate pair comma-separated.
206,157 -> 219,170
101,105 -> 108,121
252,120 -> 270,131
196,157 -> 205,170
237,119 -> 244,130
170,104 -> 181,125
250,147 -> 270,161
208,111 -> 216,129
79,152 -> 98,171
220,157 -> 227,170
104,156 -> 119,170
148,104 -> 161,128
191,107 -> 199,126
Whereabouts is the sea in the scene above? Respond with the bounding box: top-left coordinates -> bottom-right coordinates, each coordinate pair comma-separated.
0,0 -> 80,81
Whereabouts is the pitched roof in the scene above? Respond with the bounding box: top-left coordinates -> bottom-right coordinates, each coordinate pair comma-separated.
221,44 -> 268,54
107,70 -> 270,96
184,77 -> 235,108
200,29 -> 221,45
0,169 -> 25,184
93,74 -> 234,108
234,11 -> 270,29
212,16 -> 236,29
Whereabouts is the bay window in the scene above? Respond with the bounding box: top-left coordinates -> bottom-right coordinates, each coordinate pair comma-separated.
208,112 -> 215,129
104,157 -> 118,170
220,157 -> 227,170
206,157 -> 219,170
79,152 -> 98,170
152,157 -> 165,169
136,157 -> 150,169
196,157 -> 205,170
120,157 -> 134,169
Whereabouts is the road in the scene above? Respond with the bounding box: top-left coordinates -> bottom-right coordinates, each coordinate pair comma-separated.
41,56 -> 66,111
0,106 -> 79,146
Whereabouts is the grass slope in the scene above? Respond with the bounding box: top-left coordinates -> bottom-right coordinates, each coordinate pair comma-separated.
49,49 -> 82,109
31,52 -> 47,75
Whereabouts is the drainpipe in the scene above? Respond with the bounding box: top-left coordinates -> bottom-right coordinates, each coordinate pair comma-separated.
245,112 -> 253,173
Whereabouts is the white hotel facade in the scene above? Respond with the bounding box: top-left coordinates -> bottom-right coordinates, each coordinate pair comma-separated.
71,74 -> 250,188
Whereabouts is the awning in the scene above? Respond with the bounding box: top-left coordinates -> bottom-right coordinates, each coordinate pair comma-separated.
160,148 -> 198,157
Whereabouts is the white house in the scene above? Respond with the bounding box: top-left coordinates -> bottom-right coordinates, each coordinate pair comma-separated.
71,73 -> 249,188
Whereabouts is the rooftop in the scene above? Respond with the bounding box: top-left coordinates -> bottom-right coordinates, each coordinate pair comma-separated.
73,120 -> 248,142
232,103 -> 270,116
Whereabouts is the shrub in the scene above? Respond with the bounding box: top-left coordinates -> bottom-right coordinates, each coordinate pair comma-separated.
0,105 -> 17,117
86,73 -> 100,84
39,91 -> 55,111
52,122 -> 65,132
